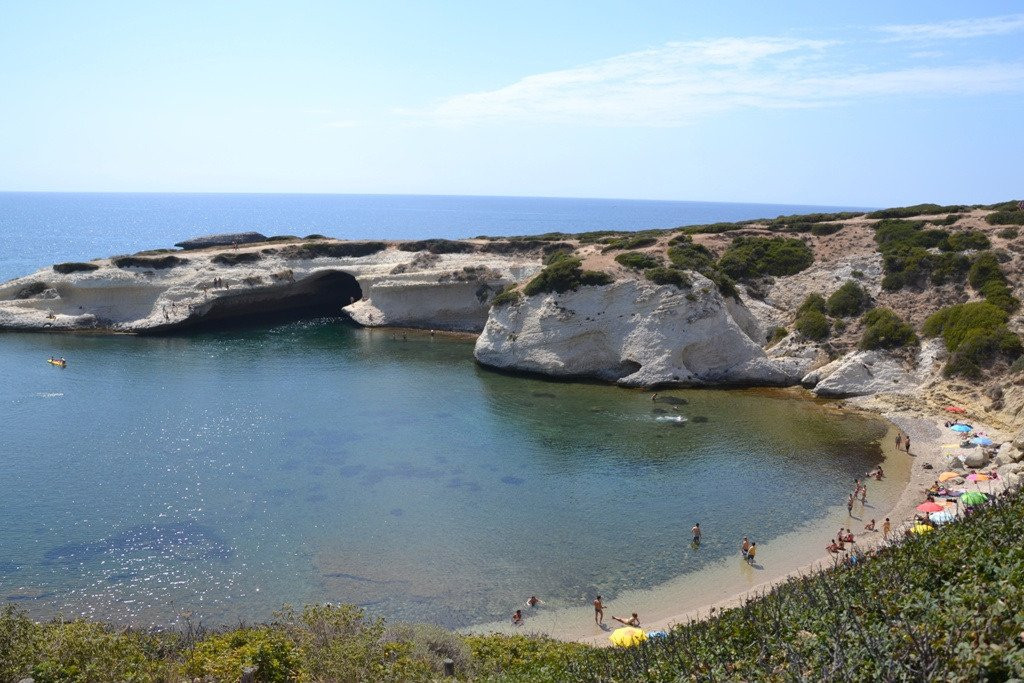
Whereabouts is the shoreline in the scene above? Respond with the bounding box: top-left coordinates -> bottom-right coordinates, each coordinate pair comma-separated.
465,394 -> 1009,645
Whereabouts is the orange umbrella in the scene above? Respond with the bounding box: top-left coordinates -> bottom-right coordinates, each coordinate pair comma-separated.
916,502 -> 945,513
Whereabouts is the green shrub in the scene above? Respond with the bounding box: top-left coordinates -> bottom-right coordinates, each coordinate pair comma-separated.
826,281 -> 871,317
985,210 -> 1024,226
797,293 -> 826,316
397,239 -> 476,254
543,249 -> 573,265
929,252 -> 971,285
810,223 -> 844,236
53,262 -> 100,274
859,308 -> 917,350
491,285 -> 522,307
867,203 -> 967,219
466,634 -> 590,680
212,251 -> 262,266
666,236 -> 716,272
281,241 -> 387,259
767,326 -> 788,345
998,227 -> 1020,239
795,308 -> 829,341
304,234 -> 327,240
932,213 -> 962,226
183,628 -> 299,682
600,233 -> 659,251
643,267 -> 690,288
614,251 -> 660,269
942,230 -> 990,252
266,235 -> 300,242
923,301 -> 1022,377
718,237 -> 813,280
968,251 -> 1019,312
522,257 -> 612,296
677,221 -> 749,235
112,254 -> 189,269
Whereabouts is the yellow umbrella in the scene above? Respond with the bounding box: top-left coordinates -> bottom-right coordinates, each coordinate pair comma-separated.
910,523 -> 934,535
938,471 -> 961,482
609,627 -> 648,647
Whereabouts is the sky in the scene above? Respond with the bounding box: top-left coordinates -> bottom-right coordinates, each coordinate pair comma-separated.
1,1 -> 1022,206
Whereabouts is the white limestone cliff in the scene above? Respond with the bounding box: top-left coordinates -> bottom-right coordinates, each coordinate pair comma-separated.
473,274 -> 814,387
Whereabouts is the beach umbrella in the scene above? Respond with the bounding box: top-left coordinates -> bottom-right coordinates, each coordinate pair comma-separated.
950,424 -> 973,433
909,523 -> 934,535
969,436 -> 994,446
960,491 -> 988,505
966,473 -> 991,482
930,510 -> 956,525
916,502 -> 944,513
609,627 -> 647,647
938,471 -> 961,482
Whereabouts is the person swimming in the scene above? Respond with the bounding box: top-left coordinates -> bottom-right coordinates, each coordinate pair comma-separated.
512,609 -> 524,626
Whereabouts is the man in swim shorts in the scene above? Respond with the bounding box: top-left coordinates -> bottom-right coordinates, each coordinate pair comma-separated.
593,595 -> 604,625
692,522 -> 701,546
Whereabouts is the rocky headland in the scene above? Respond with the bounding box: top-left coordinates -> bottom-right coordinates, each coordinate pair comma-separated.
4,201 -> 1024,469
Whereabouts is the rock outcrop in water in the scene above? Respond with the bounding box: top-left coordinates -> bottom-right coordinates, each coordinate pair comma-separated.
474,275 -> 811,387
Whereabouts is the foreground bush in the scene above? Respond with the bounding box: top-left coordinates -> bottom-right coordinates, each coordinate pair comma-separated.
859,308 -> 917,350
718,237 -> 813,280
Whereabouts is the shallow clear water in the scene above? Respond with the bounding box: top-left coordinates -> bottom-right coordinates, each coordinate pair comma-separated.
0,321 -> 886,628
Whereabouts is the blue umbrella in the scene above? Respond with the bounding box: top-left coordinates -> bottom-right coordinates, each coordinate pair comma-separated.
969,436 -> 994,446
950,424 -> 972,433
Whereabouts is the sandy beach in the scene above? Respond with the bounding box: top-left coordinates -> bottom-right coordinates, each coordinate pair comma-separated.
465,395 -> 1010,646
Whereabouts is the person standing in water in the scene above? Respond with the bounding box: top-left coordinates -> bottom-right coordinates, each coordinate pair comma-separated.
593,596 -> 605,625
692,522 -> 701,546
741,536 -> 751,559
746,542 -> 757,565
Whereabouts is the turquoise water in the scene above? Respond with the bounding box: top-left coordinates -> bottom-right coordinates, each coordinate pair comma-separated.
0,321 -> 886,628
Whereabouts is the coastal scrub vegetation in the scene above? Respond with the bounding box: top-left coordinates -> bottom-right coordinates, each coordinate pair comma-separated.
211,252 -> 262,266
112,254 -> 189,269
794,294 -> 829,341
7,488 -> 1024,680
968,251 -> 1020,313
998,227 -> 1020,239
52,262 -> 100,274
281,241 -> 388,259
859,308 -> 917,350
867,202 -> 968,219
398,239 -> 476,254
600,232 -> 660,252
665,236 -> 737,297
642,267 -> 690,289
718,236 -> 814,280
873,219 -> 978,290
923,301 -> 1023,378
614,251 -> 660,270
986,210 -> 1024,226
825,281 -> 871,318
522,256 -> 613,296
490,284 -> 522,307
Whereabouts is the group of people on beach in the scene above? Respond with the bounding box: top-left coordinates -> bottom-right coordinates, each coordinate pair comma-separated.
895,432 -> 911,454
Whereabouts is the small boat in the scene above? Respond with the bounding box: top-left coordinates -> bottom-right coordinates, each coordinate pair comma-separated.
47,358 -> 67,368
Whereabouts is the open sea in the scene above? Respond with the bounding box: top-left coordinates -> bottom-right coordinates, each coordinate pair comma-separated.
0,193 -> 886,630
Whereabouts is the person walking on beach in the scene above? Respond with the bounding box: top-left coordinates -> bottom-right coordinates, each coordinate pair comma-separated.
860,484 -> 867,504
895,433 -> 902,449
882,517 -> 891,541
593,596 -> 605,625
905,435 -> 911,453
691,522 -> 701,546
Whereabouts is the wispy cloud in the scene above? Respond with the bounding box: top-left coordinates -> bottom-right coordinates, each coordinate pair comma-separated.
409,32 -> 1024,128
877,13 -> 1024,41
